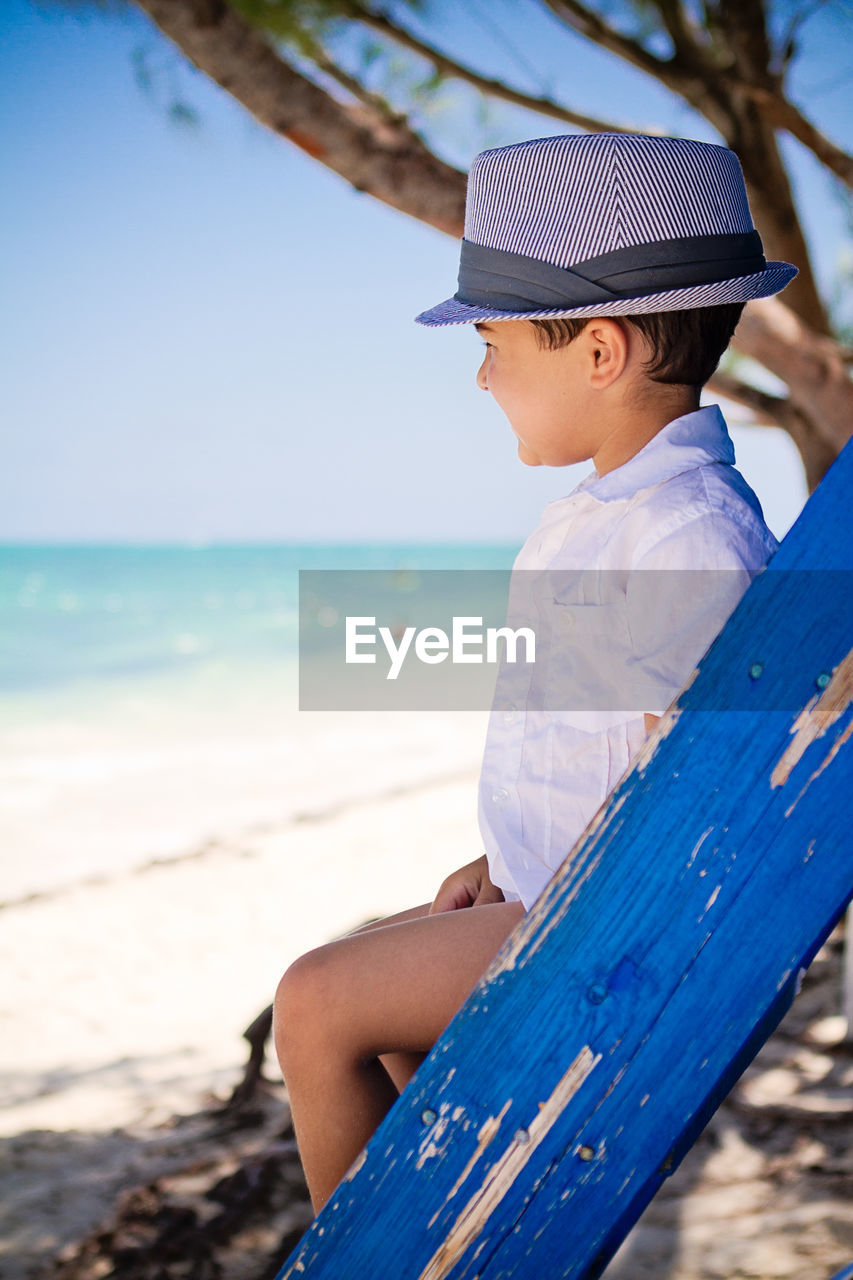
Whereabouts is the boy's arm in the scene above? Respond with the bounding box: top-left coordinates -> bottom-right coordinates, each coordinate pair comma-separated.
433,721 -> 659,917
430,854 -> 506,914
626,511 -> 772,724
432,717 -> 661,913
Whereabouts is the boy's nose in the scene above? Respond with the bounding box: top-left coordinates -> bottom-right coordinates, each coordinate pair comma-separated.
476,355 -> 489,391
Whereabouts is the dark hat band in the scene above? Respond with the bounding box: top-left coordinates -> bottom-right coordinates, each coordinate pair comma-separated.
455,231 -> 766,312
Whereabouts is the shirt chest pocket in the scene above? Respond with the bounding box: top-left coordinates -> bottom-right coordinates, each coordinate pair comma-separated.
544,598 -> 639,728
552,599 -> 632,642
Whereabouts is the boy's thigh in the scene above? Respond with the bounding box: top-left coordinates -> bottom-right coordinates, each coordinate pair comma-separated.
298,901 -> 525,1058
347,903 -> 432,935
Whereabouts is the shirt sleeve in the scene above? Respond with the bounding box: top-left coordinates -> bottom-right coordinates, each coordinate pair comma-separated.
623,512 -> 770,717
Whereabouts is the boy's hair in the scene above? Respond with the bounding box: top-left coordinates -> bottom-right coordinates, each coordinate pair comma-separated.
531,302 -> 745,388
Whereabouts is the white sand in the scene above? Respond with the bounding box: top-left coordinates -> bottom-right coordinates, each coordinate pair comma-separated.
2,692 -> 851,1280
0,695 -> 490,1271
0,698 -> 489,1134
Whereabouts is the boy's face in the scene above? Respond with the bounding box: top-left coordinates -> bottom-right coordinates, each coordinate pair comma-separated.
474,319 -> 600,468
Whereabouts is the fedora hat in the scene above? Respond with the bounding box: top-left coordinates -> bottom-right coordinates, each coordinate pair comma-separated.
415,133 -> 796,326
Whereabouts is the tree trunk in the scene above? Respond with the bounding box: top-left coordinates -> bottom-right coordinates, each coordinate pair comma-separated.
735,299 -> 853,489
730,113 -> 829,336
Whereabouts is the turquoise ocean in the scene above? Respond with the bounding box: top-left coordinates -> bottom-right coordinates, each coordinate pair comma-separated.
0,543 -> 518,709
0,544 -> 518,902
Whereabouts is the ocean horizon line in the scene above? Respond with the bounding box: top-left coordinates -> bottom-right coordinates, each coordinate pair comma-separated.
0,538 -> 522,551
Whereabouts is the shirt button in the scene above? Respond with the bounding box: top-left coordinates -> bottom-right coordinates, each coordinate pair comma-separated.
491,787 -> 510,807
503,705 -> 518,725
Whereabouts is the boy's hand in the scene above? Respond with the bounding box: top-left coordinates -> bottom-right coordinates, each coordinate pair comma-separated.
430,854 -> 505,914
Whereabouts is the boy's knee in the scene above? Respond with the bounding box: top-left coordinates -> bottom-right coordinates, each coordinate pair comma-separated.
273,946 -> 338,1064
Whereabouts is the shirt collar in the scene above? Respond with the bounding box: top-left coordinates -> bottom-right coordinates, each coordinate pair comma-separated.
574,404 -> 735,503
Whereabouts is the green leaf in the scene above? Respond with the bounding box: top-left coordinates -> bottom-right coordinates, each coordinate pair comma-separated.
167,100 -> 201,129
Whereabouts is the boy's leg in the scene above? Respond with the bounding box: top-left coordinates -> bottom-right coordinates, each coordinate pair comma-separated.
273,899 -> 525,1211
347,903 -> 432,934
345,903 -> 432,1091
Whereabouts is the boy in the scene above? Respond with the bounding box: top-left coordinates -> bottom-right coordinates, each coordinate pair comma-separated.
274,133 -> 796,1210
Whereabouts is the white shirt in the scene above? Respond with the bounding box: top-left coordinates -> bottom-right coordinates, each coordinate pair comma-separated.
479,405 -> 779,910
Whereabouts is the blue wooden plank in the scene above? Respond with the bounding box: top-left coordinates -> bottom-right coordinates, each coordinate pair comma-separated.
472,773 -> 851,1278
436,726 -> 852,1280
276,437 -> 853,1279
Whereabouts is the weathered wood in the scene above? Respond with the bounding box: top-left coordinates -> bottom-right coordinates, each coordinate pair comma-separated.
276,438 -> 853,1280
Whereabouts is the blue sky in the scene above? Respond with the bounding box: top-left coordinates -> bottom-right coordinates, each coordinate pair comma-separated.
1,0 -> 851,543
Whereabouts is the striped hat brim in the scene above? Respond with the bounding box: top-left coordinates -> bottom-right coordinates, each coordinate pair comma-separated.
415,261 -> 797,327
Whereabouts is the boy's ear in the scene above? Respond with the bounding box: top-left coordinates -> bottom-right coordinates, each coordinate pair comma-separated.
583,318 -> 630,389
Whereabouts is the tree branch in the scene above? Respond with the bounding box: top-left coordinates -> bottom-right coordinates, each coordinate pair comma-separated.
133,0 -> 467,235
731,297 -> 853,486
747,87 -> 853,189
349,5 -> 650,137
299,34 -> 404,131
708,361 -> 843,494
773,0 -> 830,73
707,369 -> 792,425
540,0 -> 686,88
647,0 -> 716,67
